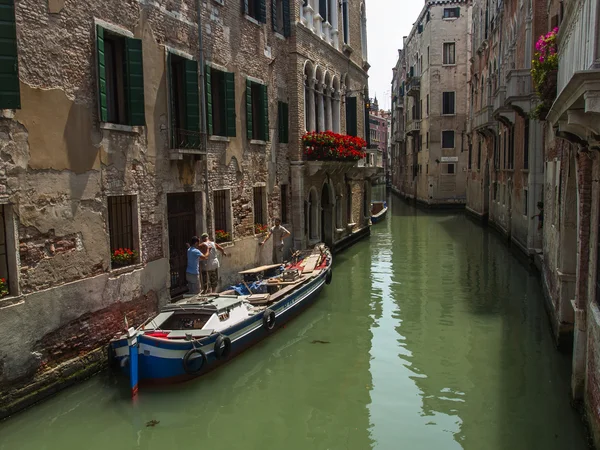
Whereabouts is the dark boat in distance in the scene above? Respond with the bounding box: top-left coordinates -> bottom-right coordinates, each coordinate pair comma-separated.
109,245 -> 332,395
371,201 -> 388,224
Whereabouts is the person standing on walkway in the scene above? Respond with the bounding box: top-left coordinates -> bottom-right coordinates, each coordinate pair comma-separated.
186,236 -> 209,294
260,218 -> 290,264
531,201 -> 544,230
199,232 -> 227,293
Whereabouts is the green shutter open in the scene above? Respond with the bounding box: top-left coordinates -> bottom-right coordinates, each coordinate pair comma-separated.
184,59 -> 200,147
167,53 -> 176,148
456,7 -> 460,16
225,72 -> 236,137
277,102 -> 283,142
246,79 -> 253,140
242,0 -> 249,14
346,97 -> 357,137
261,84 -> 269,141
0,0 -> 19,109
259,0 -> 267,23
279,102 -> 289,143
96,25 -> 107,121
271,0 -> 278,32
283,0 -> 291,37
205,65 -> 213,136
125,37 -> 145,126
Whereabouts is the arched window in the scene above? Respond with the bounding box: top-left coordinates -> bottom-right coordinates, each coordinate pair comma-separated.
304,61 -> 315,132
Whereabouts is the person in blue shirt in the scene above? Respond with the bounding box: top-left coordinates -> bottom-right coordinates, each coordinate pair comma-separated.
186,236 -> 209,294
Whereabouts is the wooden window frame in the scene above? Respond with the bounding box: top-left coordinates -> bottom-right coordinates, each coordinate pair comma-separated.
253,185 -> 267,229
0,204 -> 18,298
107,195 -> 140,268
213,189 -> 233,241
442,91 -> 456,115
442,42 -> 456,65
441,130 -> 455,149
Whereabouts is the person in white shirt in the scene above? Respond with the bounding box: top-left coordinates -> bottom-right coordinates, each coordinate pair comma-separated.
199,232 -> 227,293
260,218 -> 290,264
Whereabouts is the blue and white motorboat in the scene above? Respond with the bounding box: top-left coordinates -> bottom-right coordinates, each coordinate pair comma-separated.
370,201 -> 388,224
108,245 -> 332,395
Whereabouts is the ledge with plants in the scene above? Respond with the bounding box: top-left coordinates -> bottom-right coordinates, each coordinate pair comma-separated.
0,277 -> 8,298
254,223 -> 268,235
530,27 -> 558,120
215,230 -> 232,244
302,131 -> 367,162
111,248 -> 138,267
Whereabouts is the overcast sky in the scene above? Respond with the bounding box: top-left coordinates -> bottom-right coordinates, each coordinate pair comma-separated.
366,0 -> 425,110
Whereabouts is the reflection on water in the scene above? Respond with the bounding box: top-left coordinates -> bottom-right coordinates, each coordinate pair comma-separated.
0,189 -> 589,450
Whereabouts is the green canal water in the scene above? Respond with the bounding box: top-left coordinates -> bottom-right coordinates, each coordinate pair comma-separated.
0,193 -> 590,450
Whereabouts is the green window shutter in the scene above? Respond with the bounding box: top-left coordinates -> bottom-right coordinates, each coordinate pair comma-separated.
271,0 -> 278,32
125,37 -> 145,126
346,96 -> 357,137
283,0 -> 291,37
259,0 -> 267,23
456,7 -> 460,16
0,0 -> 20,109
96,25 -> 107,121
261,84 -> 269,141
224,72 -> 236,137
246,79 -> 253,140
282,102 -> 289,143
184,59 -> 200,147
205,65 -> 213,136
242,0 -> 249,14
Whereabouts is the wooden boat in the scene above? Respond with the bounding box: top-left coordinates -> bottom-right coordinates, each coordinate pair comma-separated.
370,200 -> 388,224
108,245 -> 332,395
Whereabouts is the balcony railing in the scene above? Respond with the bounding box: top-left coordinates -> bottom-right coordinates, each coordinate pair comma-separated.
557,0 -> 599,97
506,69 -> 534,113
493,87 -> 507,114
474,105 -> 493,130
406,76 -> 421,97
405,119 -> 421,134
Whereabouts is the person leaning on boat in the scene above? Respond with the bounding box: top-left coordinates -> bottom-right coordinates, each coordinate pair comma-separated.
186,236 -> 210,294
199,232 -> 227,293
259,218 -> 290,264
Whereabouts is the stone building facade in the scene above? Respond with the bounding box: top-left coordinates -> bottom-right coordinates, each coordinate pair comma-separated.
391,49 -> 407,194
0,0 -> 372,417
368,108 -> 388,171
465,0 -> 545,257
390,1 -> 470,206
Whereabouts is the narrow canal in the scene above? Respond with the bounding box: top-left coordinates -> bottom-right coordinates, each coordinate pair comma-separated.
0,193 -> 590,450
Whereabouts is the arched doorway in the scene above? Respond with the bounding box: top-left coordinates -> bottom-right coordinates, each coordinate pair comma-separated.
321,182 -> 333,246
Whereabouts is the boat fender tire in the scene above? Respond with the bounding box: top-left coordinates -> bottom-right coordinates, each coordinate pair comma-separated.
325,269 -> 332,285
263,309 -> 276,331
214,334 -> 232,360
182,348 -> 207,375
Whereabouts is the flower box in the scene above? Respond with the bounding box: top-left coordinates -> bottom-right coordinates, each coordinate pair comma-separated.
0,278 -> 8,298
302,131 -> 367,162
111,248 -> 138,267
215,230 -> 231,243
254,224 -> 268,235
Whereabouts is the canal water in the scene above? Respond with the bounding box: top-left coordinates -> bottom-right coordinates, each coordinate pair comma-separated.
0,192 -> 590,450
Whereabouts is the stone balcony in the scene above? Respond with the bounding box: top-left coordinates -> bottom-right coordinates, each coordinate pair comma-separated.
506,69 -> 535,114
474,105 -> 495,132
405,119 -> 421,135
406,76 -> 421,97
493,86 -> 515,125
548,0 -> 600,146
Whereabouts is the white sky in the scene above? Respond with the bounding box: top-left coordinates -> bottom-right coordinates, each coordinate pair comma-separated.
366,0 -> 425,111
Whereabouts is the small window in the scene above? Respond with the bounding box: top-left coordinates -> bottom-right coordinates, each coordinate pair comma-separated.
426,94 -> 429,115
442,92 -> 455,115
442,130 -> 455,149
468,143 -> 472,169
246,0 -> 266,22
477,141 -> 482,170
97,26 -> 146,126
426,132 -> 429,148
206,66 -> 236,138
443,43 -> 456,65
442,163 -> 456,174
278,101 -> 289,143
213,190 -> 232,242
524,190 -> 528,216
0,0 -> 20,109
342,0 -> 349,44
253,186 -> 267,229
246,79 -> 269,141
280,184 -> 288,224
108,196 -> 138,266
443,7 -> 460,18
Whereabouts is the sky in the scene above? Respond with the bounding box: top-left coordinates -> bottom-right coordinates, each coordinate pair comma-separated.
366,0 -> 425,111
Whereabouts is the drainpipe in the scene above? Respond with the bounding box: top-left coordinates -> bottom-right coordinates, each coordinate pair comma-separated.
198,0 -> 210,231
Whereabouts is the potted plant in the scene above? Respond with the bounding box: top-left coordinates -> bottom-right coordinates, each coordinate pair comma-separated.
302,131 -> 367,162
0,278 -> 8,298
530,27 -> 559,120
254,223 -> 268,235
111,248 -> 138,267
215,229 -> 231,243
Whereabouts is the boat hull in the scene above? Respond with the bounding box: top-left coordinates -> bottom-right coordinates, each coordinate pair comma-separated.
110,267 -> 330,384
